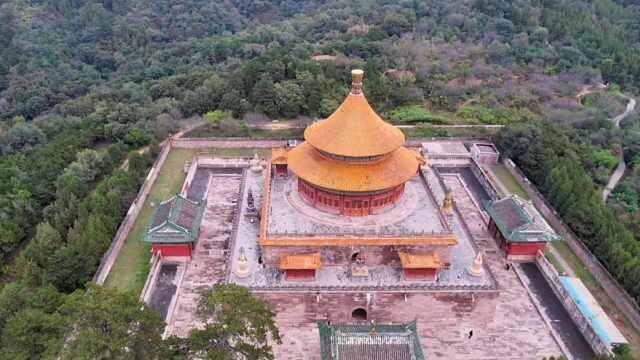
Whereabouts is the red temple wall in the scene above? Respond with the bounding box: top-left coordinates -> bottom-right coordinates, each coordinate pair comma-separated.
403,268 -> 437,281
284,269 -> 316,281
506,242 -> 546,256
297,179 -> 404,216
152,244 -> 192,258
274,164 -> 288,177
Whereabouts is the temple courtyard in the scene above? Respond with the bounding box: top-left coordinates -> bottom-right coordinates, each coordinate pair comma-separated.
150,146 -> 568,359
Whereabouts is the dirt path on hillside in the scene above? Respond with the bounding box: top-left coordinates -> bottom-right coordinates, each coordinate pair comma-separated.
603,96 -> 636,201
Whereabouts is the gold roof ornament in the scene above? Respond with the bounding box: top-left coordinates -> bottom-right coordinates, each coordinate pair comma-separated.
279,253 -> 322,270
398,252 -> 444,269
442,189 -> 454,216
467,251 -> 484,277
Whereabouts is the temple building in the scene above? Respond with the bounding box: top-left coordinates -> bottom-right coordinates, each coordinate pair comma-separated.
485,195 -> 559,260
259,70 -> 459,282
287,69 -> 420,217
143,194 -> 206,259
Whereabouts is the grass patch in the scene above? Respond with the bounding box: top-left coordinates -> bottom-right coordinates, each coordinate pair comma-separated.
544,247 -> 565,274
552,241 -> 640,357
491,165 -> 530,200
401,125 -> 498,138
185,124 -> 303,139
105,148 -> 197,293
552,241 -> 598,287
386,105 -> 451,125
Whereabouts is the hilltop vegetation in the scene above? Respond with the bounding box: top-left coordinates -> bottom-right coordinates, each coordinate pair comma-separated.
0,0 -> 640,357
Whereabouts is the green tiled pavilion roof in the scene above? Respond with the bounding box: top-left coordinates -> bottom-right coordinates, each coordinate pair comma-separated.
318,321 -> 425,360
143,194 -> 206,244
484,195 -> 559,243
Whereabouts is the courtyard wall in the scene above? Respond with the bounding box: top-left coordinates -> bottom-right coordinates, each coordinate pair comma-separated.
171,137 -> 286,149
93,140 -> 172,284
536,252 -> 612,355
504,158 -> 640,331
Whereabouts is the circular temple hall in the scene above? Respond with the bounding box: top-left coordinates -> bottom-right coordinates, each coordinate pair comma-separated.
287,70 -> 422,216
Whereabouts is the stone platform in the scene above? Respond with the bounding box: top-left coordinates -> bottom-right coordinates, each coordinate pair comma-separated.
227,169 -> 494,290
268,175 -> 448,235
159,148 -> 566,359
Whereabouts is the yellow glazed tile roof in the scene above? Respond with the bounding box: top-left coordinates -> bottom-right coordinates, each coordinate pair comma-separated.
287,142 -> 419,192
279,253 -> 322,270
304,92 -> 405,157
398,252 -> 444,269
271,148 -> 288,164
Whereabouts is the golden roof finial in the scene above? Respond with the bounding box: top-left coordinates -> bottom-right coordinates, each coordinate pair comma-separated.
351,69 -> 364,95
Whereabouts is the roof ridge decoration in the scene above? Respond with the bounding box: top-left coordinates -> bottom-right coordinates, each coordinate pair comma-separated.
350,69 -> 364,95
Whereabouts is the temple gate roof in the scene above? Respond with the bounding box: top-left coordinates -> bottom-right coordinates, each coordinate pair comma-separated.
484,195 -> 559,243
279,253 -> 322,270
398,252 -> 444,269
143,194 -> 206,244
318,321 -> 425,360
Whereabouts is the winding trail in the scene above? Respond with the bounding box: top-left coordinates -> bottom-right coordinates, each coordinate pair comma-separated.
603,96 -> 636,201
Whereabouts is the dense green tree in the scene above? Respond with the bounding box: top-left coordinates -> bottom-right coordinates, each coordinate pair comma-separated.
273,81 -> 304,118
498,121 -> 640,303
183,284 -> 281,360
58,284 -> 165,359
0,119 -> 46,155
251,74 -> 278,118
0,309 -> 65,359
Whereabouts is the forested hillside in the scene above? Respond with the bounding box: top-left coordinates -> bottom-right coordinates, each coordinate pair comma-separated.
0,0 -> 640,357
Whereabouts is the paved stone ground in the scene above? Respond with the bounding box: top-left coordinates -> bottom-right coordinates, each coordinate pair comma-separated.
257,171 -> 562,359
165,160 -> 564,359
268,174 -> 448,235
229,169 -> 491,288
166,175 -> 242,337
148,263 -> 178,320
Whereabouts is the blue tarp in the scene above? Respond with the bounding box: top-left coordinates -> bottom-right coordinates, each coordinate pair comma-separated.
559,276 -> 627,347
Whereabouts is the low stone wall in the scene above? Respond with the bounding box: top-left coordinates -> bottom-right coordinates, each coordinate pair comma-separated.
261,244 -> 454,268
536,252 -> 611,355
225,169 -> 248,282
94,138 -> 276,285
171,137 -> 286,149
180,157 -> 199,196
93,141 -> 172,284
140,254 -> 161,302
469,159 -> 502,201
504,158 -> 640,331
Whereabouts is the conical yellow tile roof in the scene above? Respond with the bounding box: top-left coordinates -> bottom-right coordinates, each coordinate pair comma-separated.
287,70 -> 419,193
304,70 -> 405,157
288,142 -> 419,192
